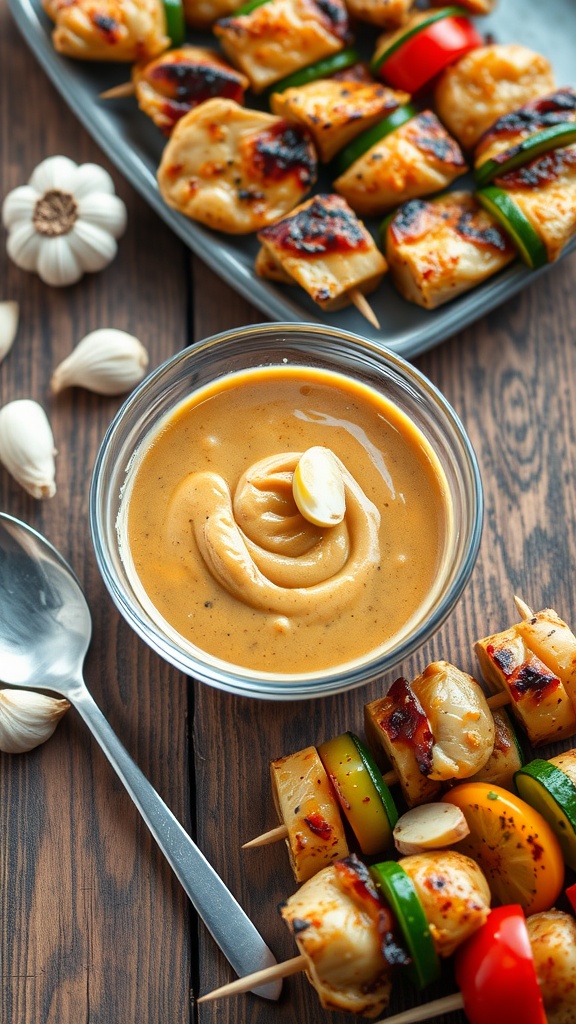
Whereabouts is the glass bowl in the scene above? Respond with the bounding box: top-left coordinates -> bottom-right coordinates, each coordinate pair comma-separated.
90,323 -> 483,700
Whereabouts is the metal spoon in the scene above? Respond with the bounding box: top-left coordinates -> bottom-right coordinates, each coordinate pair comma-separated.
0,512 -> 280,1000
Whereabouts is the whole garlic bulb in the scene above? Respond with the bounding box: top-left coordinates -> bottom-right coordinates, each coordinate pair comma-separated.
0,689 -> 70,754
51,328 -> 149,396
0,399 -> 57,498
2,155 -> 127,287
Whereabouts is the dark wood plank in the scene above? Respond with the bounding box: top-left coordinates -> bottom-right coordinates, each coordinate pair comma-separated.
0,7 -> 193,1023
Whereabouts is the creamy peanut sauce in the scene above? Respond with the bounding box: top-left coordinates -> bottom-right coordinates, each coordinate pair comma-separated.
120,365 -> 453,675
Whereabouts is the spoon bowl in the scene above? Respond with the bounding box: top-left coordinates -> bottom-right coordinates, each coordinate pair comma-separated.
0,512 -> 280,1000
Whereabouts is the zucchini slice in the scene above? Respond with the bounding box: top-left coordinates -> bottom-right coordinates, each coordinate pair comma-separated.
318,731 -> 398,856
475,124 -> 576,187
163,0 -> 185,45
370,860 -> 440,989
476,186 -> 548,269
269,48 -> 360,95
515,759 -> 576,871
331,103 -> 418,178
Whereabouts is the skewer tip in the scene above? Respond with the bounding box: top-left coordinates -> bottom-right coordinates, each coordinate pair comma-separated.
349,288 -> 381,329
514,594 -> 535,620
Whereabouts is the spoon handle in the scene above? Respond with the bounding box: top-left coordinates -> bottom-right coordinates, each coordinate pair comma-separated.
68,678 -> 280,1000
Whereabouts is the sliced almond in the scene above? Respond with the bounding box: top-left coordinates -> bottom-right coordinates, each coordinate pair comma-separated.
393,802 -> 470,856
292,446 -> 346,528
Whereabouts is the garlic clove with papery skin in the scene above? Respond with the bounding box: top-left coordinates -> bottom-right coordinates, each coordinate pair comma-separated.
0,399 -> 57,498
51,328 -> 149,396
0,301 -> 19,364
0,689 -> 70,754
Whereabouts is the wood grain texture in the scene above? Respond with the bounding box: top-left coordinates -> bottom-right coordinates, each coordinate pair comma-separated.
3,2 -> 576,1022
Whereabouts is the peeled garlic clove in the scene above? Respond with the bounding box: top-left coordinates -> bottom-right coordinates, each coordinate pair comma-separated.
51,328 -> 149,396
0,301 -> 19,363
293,446 -> 346,527
0,399 -> 57,498
0,689 -> 70,754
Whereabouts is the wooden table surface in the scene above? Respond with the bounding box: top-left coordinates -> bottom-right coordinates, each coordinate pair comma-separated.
2,5 -> 576,1023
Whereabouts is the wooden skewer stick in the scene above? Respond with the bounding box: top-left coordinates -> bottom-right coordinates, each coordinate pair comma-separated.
197,953 -> 307,1003
349,289 -> 381,329
99,81 -> 136,100
514,594 -> 535,620
198,950 -> 465,1022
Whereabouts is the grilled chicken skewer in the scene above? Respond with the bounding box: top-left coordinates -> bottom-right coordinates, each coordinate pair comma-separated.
200,851 -> 491,1014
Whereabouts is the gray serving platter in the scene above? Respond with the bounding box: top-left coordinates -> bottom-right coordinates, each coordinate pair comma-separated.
7,0 -> 576,357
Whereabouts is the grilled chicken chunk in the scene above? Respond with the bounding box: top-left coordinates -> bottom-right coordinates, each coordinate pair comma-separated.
344,0 -> 413,29
364,677 -> 442,808
271,79 -> 409,163
410,661 -> 494,782
256,194 -> 387,311
182,0 -> 243,28
270,746 -> 349,883
280,856 -> 394,1017
464,708 -> 523,790
214,0 -> 350,94
434,44 -> 556,150
495,145 -> 576,263
43,0 -> 169,61
526,911 -> 576,1024
333,110 -> 467,217
399,850 -> 491,958
132,46 -> 249,134
475,623 -> 576,745
157,98 -> 317,234
384,192 -> 515,310
515,608 -> 576,712
474,88 -> 576,172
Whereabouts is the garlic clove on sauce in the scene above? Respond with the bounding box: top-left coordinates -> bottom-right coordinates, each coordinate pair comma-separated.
51,328 -> 150,396
0,301 -> 19,364
293,447 -> 346,528
0,399 -> 57,498
0,689 -> 70,754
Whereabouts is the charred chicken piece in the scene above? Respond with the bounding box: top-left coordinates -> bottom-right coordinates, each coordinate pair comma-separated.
271,78 -> 409,163
256,193 -> 387,311
434,44 -> 556,151
343,0 -> 413,29
157,98 -> 317,234
399,850 -> 492,958
474,88 -> 576,173
365,662 -> 495,808
494,144 -> 576,263
526,911 -> 576,1024
384,192 -> 515,310
410,661 -> 495,783
214,0 -> 351,94
333,110 -> 467,217
42,0 -> 169,61
464,708 -> 523,790
364,677 -> 441,808
270,746 -> 349,884
280,855 -> 396,1017
131,46 -> 249,134
475,618 -> 576,745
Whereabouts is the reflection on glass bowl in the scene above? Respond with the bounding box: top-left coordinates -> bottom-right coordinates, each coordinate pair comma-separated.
90,323 -> 483,700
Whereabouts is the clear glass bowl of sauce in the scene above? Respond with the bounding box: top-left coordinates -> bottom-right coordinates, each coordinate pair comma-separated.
90,323 -> 483,699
